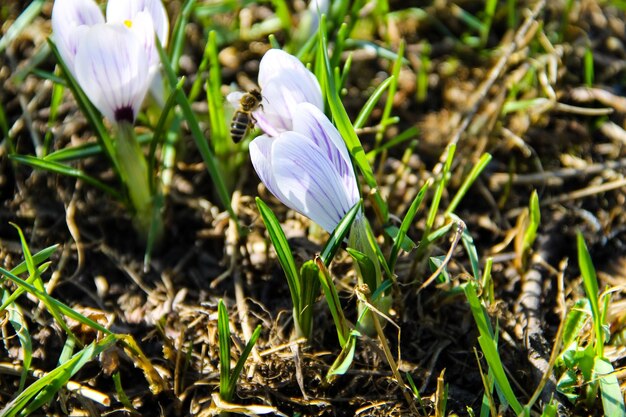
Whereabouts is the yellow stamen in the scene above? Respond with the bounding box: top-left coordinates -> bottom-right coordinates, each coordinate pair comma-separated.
124,19 -> 133,28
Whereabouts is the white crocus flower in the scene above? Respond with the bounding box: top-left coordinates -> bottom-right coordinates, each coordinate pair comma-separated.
51,0 -> 104,72
74,23 -> 152,124
228,49 -> 323,138
250,102 -> 359,233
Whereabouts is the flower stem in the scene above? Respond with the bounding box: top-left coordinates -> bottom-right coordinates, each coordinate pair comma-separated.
349,216 -> 390,336
115,121 -> 162,243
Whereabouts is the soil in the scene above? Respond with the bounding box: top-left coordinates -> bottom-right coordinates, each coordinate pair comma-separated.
1,0 -> 626,416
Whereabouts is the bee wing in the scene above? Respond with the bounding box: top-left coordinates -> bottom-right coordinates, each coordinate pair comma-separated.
226,91 -> 245,108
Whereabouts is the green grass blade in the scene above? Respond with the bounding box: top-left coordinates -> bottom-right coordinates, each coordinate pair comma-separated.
353,76 -> 394,130
42,72 -> 65,156
521,190 -> 540,257
445,153 -> 492,216
256,197 -> 301,314
465,282 -> 523,414
217,300 -> 232,400
318,16 -> 388,222
389,180 -> 430,271
0,334 -> 116,417
320,201 -> 361,267
205,31 -> 229,154
169,0 -> 196,73
0,267 -> 112,336
426,144 -> 455,231
10,154 -> 122,200
476,334 -> 523,414
595,357 -> 625,416
376,40 -> 404,145
326,332 -> 357,383
577,233 -> 604,357
226,324 -> 262,399
1,245 -> 58,279
44,134 -> 152,163
157,41 -> 237,222
148,78 -> 184,191
346,248 -> 377,291
1,290 -> 32,392
561,299 -> 590,349
299,260 -> 321,339
0,0 -> 44,53
315,257 -> 349,347
365,127 -> 419,158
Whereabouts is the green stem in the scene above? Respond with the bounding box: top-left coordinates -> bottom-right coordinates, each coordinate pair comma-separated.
115,122 -> 162,243
349,216 -> 390,336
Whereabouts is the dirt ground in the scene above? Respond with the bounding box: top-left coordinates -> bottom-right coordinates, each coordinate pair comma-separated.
2,0 -> 626,415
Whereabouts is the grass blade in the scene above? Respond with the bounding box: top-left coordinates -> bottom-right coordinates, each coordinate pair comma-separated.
218,300 -> 232,400
577,233 -> 604,357
226,325 -> 262,399
389,180 -> 430,271
315,257 -> 349,347
299,260 -> 321,339
353,76 -> 394,130
0,0 -> 44,53
256,197 -> 301,315
320,201 -> 361,267
0,335 -> 116,417
157,41 -> 237,222
10,154 -> 122,200
595,357 -> 625,416
445,153 -> 492,216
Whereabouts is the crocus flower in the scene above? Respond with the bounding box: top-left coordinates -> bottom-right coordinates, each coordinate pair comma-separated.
52,0 -> 168,123
227,49 -> 324,138
250,102 -> 359,233
73,23 -> 152,124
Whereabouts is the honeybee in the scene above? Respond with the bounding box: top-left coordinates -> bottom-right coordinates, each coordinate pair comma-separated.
229,89 -> 263,143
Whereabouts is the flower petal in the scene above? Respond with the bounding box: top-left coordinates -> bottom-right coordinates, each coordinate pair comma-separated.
254,49 -> 323,135
249,135 -> 293,209
271,132 -> 358,232
51,0 -> 104,71
258,50 -> 321,105
291,103 -> 358,203
106,0 -> 169,46
74,24 -> 150,123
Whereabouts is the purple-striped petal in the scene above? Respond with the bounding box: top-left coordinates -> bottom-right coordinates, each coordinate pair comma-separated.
291,103 -> 358,204
271,132 -> 358,233
74,24 -> 150,124
51,0 -> 104,71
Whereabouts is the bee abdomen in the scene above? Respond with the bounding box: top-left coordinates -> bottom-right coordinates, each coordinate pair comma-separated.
230,111 -> 251,142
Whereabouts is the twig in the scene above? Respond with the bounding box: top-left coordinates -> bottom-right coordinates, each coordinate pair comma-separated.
356,285 -> 419,415
489,157 -> 626,189
541,177 -> 626,205
417,221 -> 464,292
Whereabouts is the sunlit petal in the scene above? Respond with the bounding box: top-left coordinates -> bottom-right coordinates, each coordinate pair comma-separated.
51,0 -> 104,70
253,49 -> 323,136
249,135 -> 292,209
271,132 -> 358,233
74,24 -> 150,124
292,103 -> 358,202
106,0 -> 169,46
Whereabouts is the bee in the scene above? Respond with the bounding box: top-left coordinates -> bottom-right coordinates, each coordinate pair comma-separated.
228,89 -> 263,143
